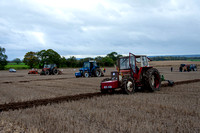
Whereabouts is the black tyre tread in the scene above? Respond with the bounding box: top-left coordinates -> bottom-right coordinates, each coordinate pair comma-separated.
45,70 -> 50,75
94,68 -> 102,77
53,69 -> 58,75
122,77 -> 135,94
144,68 -> 161,92
83,71 -> 89,78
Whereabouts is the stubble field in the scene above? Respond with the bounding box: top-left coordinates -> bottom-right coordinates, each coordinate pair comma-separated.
0,61 -> 200,132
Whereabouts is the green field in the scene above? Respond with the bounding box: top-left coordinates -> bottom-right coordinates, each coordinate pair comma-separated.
187,59 -> 200,61
5,63 -> 29,70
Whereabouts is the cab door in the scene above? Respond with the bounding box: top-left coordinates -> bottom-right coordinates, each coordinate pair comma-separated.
129,53 -> 136,75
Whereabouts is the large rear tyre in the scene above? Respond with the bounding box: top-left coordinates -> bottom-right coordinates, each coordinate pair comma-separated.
145,68 -> 161,91
53,69 -> 58,75
94,68 -> 102,77
122,78 -> 135,94
83,71 -> 89,78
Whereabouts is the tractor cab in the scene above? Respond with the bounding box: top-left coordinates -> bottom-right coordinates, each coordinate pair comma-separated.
82,61 -> 97,70
116,53 -> 150,82
101,53 -> 161,94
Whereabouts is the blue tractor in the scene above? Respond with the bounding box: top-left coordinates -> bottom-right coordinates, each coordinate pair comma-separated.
75,61 -> 104,78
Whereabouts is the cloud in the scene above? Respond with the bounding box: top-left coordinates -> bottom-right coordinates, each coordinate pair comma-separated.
0,0 -> 200,60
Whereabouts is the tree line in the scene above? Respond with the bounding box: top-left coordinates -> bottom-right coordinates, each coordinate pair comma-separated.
0,46 -> 123,69
23,50 -> 122,68
1,46 -> 200,70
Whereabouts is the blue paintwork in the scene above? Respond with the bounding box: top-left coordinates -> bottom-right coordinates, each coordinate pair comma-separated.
75,61 -> 100,77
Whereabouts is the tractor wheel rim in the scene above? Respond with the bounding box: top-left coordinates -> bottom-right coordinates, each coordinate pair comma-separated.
151,75 -> 155,86
96,71 -> 100,76
96,71 -> 99,76
127,81 -> 133,91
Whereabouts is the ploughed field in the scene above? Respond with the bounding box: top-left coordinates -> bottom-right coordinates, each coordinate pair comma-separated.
0,61 -> 200,132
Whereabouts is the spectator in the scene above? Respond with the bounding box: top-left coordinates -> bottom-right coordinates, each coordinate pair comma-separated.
103,68 -> 106,73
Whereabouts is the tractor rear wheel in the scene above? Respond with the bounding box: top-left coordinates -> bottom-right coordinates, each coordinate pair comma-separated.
122,78 -> 135,94
53,69 -> 58,75
94,68 -> 102,77
144,68 -> 161,91
83,71 -> 89,78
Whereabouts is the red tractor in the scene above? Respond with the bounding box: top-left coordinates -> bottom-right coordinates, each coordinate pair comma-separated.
100,53 -> 161,94
40,64 -> 59,75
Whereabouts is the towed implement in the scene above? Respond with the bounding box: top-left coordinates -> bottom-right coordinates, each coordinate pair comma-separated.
101,53 -> 162,94
28,69 -> 39,74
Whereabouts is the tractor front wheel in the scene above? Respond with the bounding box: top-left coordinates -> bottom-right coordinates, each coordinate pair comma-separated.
83,71 -> 89,78
145,68 -> 161,91
122,78 -> 135,94
45,70 -> 50,75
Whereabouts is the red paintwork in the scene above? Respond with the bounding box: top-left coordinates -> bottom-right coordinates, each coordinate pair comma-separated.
101,80 -> 119,90
155,73 -> 160,88
28,70 -> 39,74
42,68 -> 49,71
100,52 -> 158,92
120,70 -> 131,73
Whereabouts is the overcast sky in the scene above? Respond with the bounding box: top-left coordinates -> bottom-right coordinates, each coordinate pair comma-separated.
0,0 -> 200,60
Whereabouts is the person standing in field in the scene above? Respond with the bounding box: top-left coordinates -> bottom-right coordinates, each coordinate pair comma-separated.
171,67 -> 173,72
103,68 -> 106,73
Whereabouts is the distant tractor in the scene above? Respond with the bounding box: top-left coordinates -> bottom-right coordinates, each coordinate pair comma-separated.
100,53 -> 161,94
179,64 -> 197,72
75,60 -> 104,78
190,64 -> 197,71
40,64 -> 59,75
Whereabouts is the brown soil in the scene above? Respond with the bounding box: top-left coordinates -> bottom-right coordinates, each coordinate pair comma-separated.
0,79 -> 200,112
1,82 -> 199,133
0,63 -> 200,104
0,61 -> 200,132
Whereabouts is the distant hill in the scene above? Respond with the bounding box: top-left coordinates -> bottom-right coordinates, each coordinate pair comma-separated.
149,55 -> 200,61
149,54 -> 200,58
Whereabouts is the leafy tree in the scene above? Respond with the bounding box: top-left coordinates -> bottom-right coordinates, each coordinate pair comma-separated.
37,49 -> 61,67
0,47 -> 8,70
95,56 -> 103,66
60,56 -> 67,67
102,56 -> 114,67
66,56 -> 77,67
23,51 -> 39,68
13,58 -> 21,64
107,52 -> 122,63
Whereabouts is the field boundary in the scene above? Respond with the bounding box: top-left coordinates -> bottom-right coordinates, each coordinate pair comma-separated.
1,79 -> 200,112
